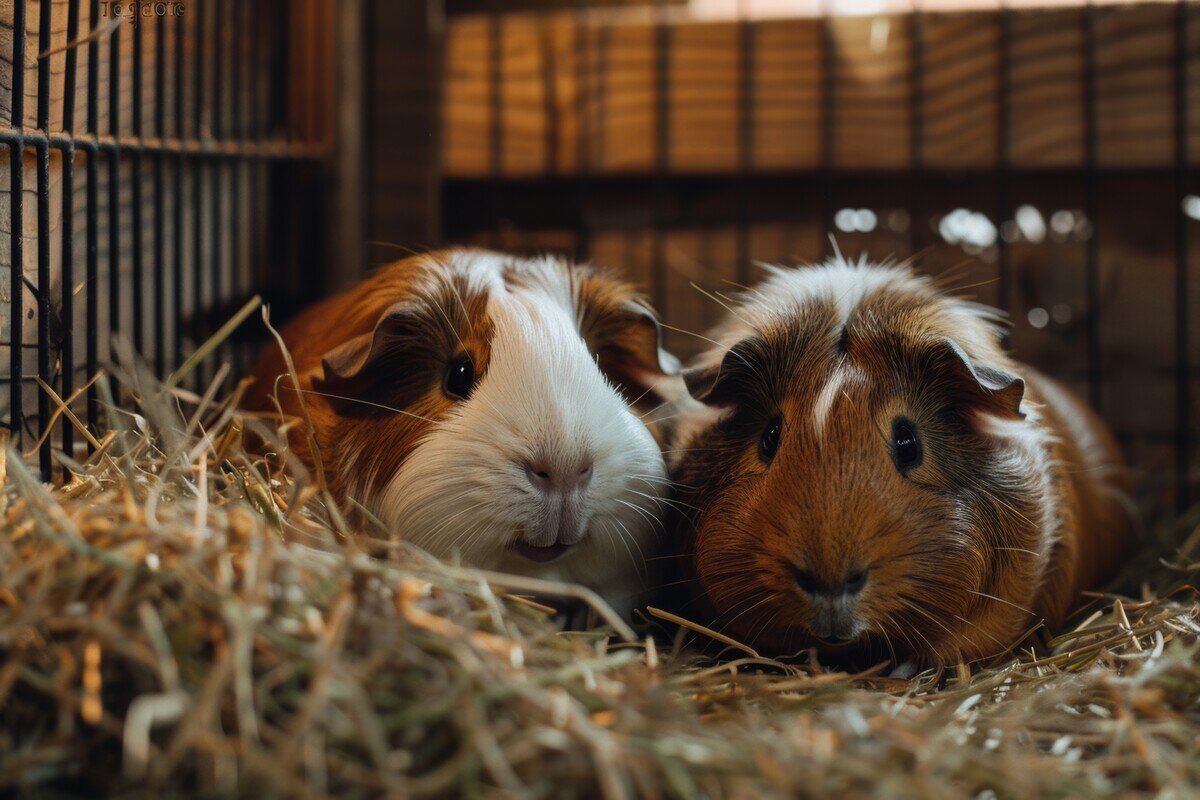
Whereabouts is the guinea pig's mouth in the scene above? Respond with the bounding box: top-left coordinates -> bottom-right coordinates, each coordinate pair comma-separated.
511,540 -> 574,563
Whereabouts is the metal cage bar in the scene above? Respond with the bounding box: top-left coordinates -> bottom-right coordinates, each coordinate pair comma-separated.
909,6 -> 926,255
652,0 -> 670,320
86,0 -> 100,445
2,0 -> 332,480
131,13 -> 145,358
36,0 -> 53,477
1083,2 -> 1103,410
154,7 -> 167,378
61,0 -> 81,468
820,1 -> 837,258
996,2 -> 1013,316
736,8 -> 755,287
1174,0 -> 1192,511
573,0 -> 591,261
9,0 -> 26,454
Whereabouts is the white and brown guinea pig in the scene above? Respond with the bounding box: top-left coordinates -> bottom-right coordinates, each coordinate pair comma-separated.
247,248 -> 682,618
668,257 -> 1133,667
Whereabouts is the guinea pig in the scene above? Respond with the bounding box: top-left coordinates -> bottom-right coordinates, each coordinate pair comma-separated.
246,248 -> 682,618
667,257 -> 1133,668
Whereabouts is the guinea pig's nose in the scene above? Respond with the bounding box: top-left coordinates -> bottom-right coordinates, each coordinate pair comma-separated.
793,567 -> 869,597
523,457 -> 594,494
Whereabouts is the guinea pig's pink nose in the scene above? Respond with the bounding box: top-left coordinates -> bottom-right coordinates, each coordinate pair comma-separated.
523,457 -> 594,494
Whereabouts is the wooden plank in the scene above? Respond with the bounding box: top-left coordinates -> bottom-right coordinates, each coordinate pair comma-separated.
831,14 -> 912,169
1008,7 -> 1085,167
598,17 -> 657,173
921,13 -> 1000,169
669,21 -> 738,172
441,2 -> 1200,176
753,19 -> 821,171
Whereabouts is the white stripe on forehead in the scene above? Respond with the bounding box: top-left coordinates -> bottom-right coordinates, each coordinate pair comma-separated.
811,361 -> 850,441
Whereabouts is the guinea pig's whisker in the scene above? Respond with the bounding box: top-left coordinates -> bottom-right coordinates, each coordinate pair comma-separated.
648,576 -> 703,591
626,383 -> 658,412
285,387 -> 439,424
419,499 -> 489,549
445,276 -> 476,336
748,606 -> 785,647
967,590 -> 1036,617
640,552 -> 691,564
631,490 -> 701,514
716,592 -> 778,635
621,487 -> 666,505
951,614 -> 1009,649
601,519 -> 647,581
877,627 -> 899,665
613,498 -> 664,532
993,546 -> 1041,557
429,293 -> 470,354
905,602 -> 961,643
689,283 -> 755,328
627,472 -> 674,484
448,515 -> 496,562
630,474 -> 697,493
658,447 -> 725,457
976,488 -> 1038,531
657,322 -> 726,350
636,398 -> 671,421
887,615 -> 934,661
718,277 -> 764,301
887,598 -> 956,654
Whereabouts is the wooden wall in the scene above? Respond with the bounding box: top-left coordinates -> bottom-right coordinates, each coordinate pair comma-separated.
442,2 -> 1200,176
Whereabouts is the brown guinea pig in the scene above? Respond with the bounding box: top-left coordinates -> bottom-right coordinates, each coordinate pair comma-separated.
246,248 -> 683,618
667,258 -> 1134,668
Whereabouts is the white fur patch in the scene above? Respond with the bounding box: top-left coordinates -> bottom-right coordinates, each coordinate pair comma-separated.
366,253 -> 666,612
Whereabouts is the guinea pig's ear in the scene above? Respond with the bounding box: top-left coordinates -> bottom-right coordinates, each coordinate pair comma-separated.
683,362 -> 721,402
684,337 -> 765,407
313,302 -> 422,408
595,300 -> 681,400
938,337 -> 1025,419
618,299 -> 682,377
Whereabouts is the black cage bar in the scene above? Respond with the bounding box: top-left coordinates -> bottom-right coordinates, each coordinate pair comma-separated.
1,0 -> 333,481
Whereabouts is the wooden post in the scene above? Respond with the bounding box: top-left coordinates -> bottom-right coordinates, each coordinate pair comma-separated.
363,0 -> 444,261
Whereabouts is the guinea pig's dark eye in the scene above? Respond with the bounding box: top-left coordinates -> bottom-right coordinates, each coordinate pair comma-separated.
443,356 -> 476,400
759,415 -> 783,464
891,417 -> 922,474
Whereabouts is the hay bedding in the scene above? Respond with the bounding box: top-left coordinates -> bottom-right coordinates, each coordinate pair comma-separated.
1,332 -> 1199,799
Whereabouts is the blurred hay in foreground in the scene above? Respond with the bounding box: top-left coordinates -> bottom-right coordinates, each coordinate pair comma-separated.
1,343 -> 1199,798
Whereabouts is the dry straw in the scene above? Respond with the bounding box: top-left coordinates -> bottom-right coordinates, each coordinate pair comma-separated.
1,323 -> 1198,798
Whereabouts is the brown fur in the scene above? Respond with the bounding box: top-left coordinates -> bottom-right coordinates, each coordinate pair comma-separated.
669,264 -> 1133,667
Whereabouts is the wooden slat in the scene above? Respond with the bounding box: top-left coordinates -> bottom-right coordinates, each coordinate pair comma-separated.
441,2 -> 1200,177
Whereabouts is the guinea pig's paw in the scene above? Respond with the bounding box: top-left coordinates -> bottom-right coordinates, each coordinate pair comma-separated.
886,660 -> 919,680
